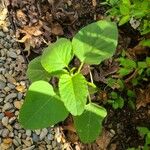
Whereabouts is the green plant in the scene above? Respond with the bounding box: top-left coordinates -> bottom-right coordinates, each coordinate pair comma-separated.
103,0 -> 150,35
118,56 -> 150,85
137,127 -> 150,150
19,20 -> 118,143
108,91 -> 124,109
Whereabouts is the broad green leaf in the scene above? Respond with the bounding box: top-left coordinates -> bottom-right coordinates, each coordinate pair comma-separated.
74,103 -> 107,143
118,68 -> 132,76
59,73 -> 88,116
140,39 -> 150,47
19,81 -> 69,129
72,20 -> 118,65
119,4 -> 130,15
119,58 -> 136,69
137,127 -> 150,136
27,57 -> 51,83
119,15 -> 130,26
138,61 -> 147,69
41,38 -> 73,73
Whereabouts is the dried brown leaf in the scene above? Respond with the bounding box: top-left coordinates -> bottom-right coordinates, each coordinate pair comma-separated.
136,87 -> 150,109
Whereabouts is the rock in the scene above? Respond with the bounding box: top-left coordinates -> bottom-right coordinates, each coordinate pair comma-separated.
9,117 -> 16,124
2,129 -> 9,137
0,74 -> 6,82
22,139 -> 32,147
0,113 -> 4,120
22,145 -> 35,150
39,128 -> 48,140
2,116 -> 9,126
0,81 -> 6,89
7,83 -> 16,89
32,133 -> 39,142
5,73 -> 16,84
0,31 -> 5,37
3,102 -> 13,111
47,133 -> 54,141
14,101 -> 23,109
35,129 -> 41,135
52,141 -> 57,148
5,93 -> 17,102
26,130 -> 32,137
7,51 -> 17,59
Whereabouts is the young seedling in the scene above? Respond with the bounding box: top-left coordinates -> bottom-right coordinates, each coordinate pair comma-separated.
137,127 -> 150,150
19,20 -> 118,143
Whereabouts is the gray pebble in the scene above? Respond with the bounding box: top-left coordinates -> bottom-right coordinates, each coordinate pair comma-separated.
3,102 -> 13,111
22,145 -> 35,150
0,81 -> 6,89
9,116 -> 16,124
26,130 -> 32,137
17,92 -> 23,100
14,123 -> 21,129
7,83 -> 16,89
2,128 -> 9,137
5,93 -> 17,102
0,31 -> 5,37
32,133 -> 39,142
0,113 -> 4,120
47,133 -> 54,141
8,51 -> 17,59
2,116 -> 9,126
40,128 -> 48,140
0,74 -> 6,82
52,141 -> 57,148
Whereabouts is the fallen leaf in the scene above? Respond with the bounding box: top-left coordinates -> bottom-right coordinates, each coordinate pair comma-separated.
96,129 -> 114,150
16,85 -> 26,92
3,138 -> 12,144
136,86 -> 150,109
51,22 -> 64,36
4,111 -> 15,118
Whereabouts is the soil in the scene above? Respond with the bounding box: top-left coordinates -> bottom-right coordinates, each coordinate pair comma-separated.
6,0 -> 150,149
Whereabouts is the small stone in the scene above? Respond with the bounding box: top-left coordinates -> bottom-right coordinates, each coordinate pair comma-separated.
0,81 -> 6,89
0,74 -> 6,82
32,133 -> 39,142
22,145 -> 35,150
8,51 -> 17,59
22,139 -> 32,147
47,133 -> 54,141
14,101 -> 23,109
52,141 -> 57,148
7,83 -> 16,89
26,130 -> 32,137
14,123 -> 21,129
0,31 -> 5,37
3,103 -> 13,111
5,73 -> 16,84
17,92 -> 23,100
2,129 -> 9,137
13,139 -> 20,147
3,138 -> 13,144
35,129 -> 41,135
39,128 -> 48,140
0,113 -> 4,120
2,117 -> 9,126
5,93 -> 17,102
9,117 -> 16,124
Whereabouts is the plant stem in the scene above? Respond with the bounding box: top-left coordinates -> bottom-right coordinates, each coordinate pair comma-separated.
77,62 -> 84,73
89,67 -> 93,83
88,92 -> 92,103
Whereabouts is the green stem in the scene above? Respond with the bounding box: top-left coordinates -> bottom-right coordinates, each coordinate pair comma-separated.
77,62 -> 84,73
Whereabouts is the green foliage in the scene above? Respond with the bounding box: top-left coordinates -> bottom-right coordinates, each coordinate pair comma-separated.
27,57 -> 51,82
118,57 -> 150,85
72,20 -> 118,64
104,0 -> 150,35
59,73 -> 88,116
137,127 -> 150,150
74,103 -> 107,143
19,20 -> 118,143
19,81 -> 69,129
108,92 -> 124,109
41,38 -> 73,73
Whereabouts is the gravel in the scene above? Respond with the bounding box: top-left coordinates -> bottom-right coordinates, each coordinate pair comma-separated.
0,6 -> 67,150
